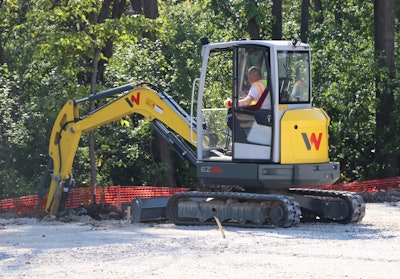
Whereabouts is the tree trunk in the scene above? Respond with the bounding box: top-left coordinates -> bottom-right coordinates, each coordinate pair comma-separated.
98,0 -> 126,83
130,1 -> 175,186
146,1 -> 175,186
154,133 -> 176,187
313,0 -> 324,23
333,2 -> 342,25
300,0 -> 310,42
374,0 -> 397,178
271,0 -> 282,40
247,0 -> 260,39
143,0 -> 158,19
88,0 -> 116,203
129,0 -> 158,40
396,2 -> 400,22
248,17 -> 260,40
0,44 -> 6,65
90,48 -> 100,203
130,0 -> 142,13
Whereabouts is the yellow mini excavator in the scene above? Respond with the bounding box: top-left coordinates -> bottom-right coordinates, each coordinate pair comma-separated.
39,39 -> 365,228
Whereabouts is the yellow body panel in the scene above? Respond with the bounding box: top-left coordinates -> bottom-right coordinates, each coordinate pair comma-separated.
46,84 -> 197,214
280,108 -> 330,164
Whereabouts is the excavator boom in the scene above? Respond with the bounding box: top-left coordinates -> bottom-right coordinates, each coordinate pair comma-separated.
44,83 -> 197,214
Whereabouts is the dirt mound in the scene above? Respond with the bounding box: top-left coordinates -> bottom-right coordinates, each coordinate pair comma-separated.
359,189 -> 400,203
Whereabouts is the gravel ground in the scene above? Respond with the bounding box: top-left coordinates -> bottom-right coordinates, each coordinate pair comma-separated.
1,202 -> 400,279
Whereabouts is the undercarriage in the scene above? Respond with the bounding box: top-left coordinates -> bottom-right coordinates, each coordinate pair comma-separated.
166,188 -> 365,228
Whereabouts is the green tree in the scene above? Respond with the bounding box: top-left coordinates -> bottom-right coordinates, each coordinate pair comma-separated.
0,0 -> 148,197
307,1 -> 377,181
374,0 -> 398,178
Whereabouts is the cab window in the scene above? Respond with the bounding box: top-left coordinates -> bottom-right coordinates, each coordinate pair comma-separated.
278,51 -> 310,104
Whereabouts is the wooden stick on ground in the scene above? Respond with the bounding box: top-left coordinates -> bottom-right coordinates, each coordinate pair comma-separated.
126,206 -> 131,222
214,216 -> 226,239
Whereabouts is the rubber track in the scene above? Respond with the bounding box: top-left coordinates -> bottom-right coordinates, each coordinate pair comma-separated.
166,191 -> 301,228
289,188 -> 366,223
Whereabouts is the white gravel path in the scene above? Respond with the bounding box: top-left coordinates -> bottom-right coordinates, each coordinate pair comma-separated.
1,203 -> 399,279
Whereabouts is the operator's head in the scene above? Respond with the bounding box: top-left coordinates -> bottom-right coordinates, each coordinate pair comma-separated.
248,66 -> 262,84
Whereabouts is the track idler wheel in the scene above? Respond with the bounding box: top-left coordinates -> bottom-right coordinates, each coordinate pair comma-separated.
269,202 -> 286,227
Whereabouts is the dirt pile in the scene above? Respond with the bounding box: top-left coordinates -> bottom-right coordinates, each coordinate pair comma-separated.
359,189 -> 400,203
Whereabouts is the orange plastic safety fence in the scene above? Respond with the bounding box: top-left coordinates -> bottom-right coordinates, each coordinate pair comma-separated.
301,176 -> 400,192
0,186 -> 188,215
1,177 -> 400,215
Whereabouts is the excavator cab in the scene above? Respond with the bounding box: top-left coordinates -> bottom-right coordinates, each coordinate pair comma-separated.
195,40 -> 312,163
193,40 -> 338,188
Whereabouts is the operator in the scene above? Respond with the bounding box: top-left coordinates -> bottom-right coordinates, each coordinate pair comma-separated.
290,68 -> 306,101
224,66 -> 270,144
224,66 -> 270,109
290,80 -> 305,101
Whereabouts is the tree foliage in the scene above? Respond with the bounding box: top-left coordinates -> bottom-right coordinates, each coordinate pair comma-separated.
309,1 -> 378,180
0,0 -> 399,199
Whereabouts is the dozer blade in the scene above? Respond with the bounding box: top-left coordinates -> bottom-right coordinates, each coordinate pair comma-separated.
131,196 -> 170,223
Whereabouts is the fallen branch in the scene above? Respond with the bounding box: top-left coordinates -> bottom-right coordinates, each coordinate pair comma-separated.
214,216 -> 226,238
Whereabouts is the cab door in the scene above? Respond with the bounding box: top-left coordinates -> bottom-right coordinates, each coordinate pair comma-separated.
231,46 -> 273,161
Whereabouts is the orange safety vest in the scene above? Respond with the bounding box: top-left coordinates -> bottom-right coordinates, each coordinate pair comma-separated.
250,79 -> 268,105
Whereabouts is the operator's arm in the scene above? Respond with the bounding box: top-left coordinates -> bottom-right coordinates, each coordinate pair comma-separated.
238,95 -> 254,107
224,95 -> 255,108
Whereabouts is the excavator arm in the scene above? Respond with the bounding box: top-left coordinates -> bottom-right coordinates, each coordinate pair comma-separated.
43,83 -> 197,215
